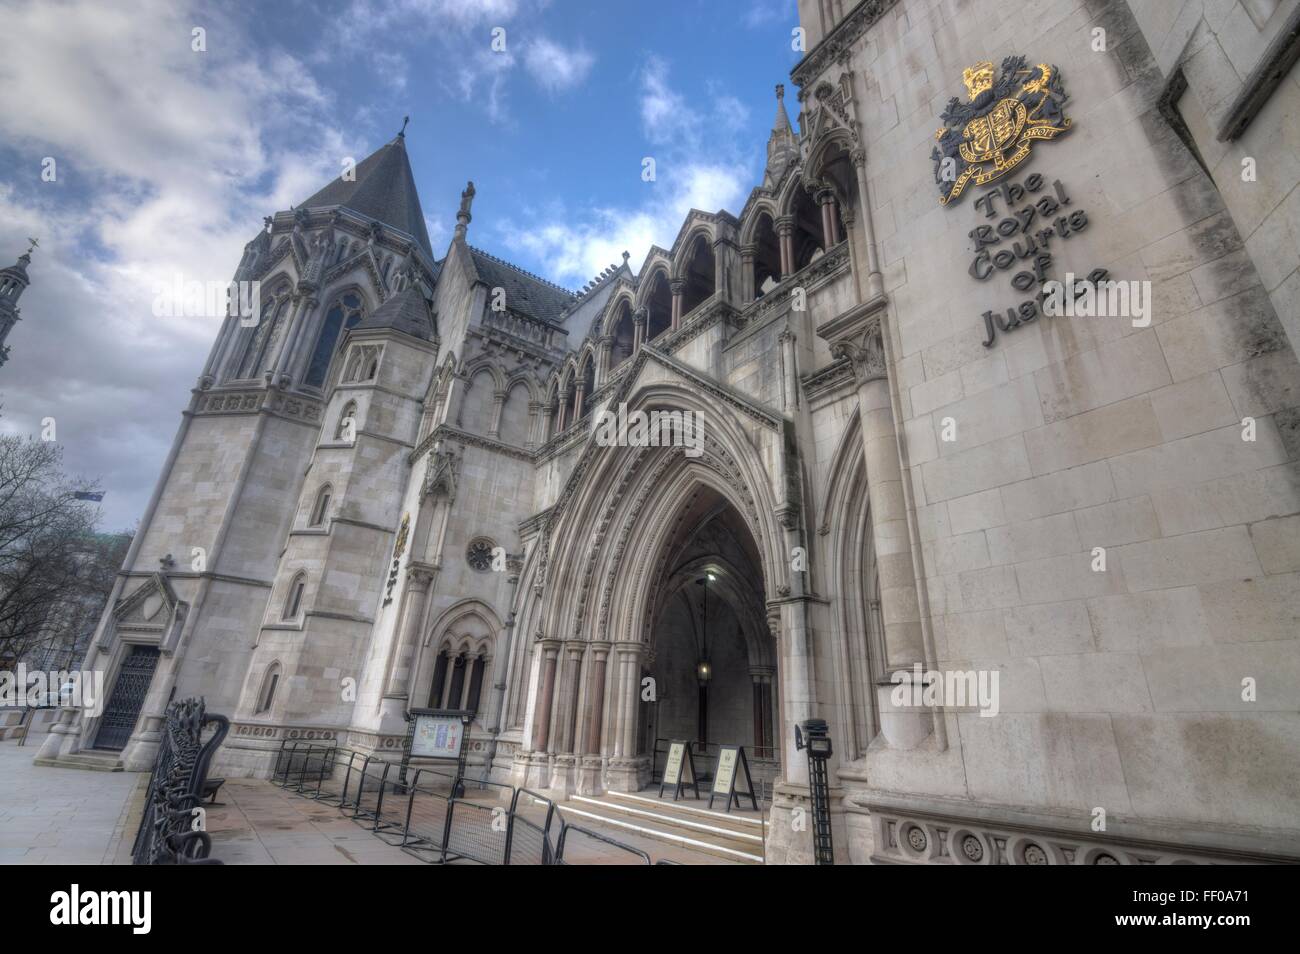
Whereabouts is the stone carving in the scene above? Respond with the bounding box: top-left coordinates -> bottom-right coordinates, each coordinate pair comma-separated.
830,316 -> 886,384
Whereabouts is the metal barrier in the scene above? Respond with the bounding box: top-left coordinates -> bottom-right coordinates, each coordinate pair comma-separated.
131,697 -> 229,865
273,750 -> 655,865
554,822 -> 653,865
507,788 -> 559,865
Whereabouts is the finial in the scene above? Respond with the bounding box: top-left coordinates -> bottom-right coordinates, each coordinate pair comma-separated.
25,237 -> 39,256
622,250 -> 630,266
776,83 -> 784,102
454,180 -> 476,241
399,115 -> 410,138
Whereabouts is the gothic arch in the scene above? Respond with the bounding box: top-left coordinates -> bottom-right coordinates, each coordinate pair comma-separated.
739,196 -> 780,247
412,599 -> 502,713
537,380 -> 787,646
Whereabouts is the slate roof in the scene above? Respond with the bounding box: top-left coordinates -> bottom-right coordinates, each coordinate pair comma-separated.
468,246 -> 576,323
298,135 -> 433,256
351,285 -> 436,341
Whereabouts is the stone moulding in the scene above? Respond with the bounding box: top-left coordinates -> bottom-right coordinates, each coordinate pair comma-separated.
790,0 -> 900,89
859,798 -> 1300,865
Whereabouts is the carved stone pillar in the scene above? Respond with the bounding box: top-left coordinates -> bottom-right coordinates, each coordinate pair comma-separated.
776,215 -> 795,277
487,389 -> 506,439
572,382 -> 586,423
633,307 -> 647,351
670,279 -> 685,330
597,335 -> 614,381
740,243 -> 757,302
778,329 -> 798,413
556,385 -> 570,433
832,317 -> 929,747
526,400 -> 542,449
584,641 -> 611,754
530,638 -> 562,751
382,564 -> 435,702
818,188 -> 841,246
605,641 -> 646,792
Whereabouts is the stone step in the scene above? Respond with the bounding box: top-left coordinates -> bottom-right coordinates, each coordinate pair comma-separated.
32,750 -> 125,772
561,793 -> 766,864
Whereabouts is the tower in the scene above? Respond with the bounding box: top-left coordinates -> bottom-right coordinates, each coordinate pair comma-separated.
0,238 -> 36,369
38,128 -> 442,773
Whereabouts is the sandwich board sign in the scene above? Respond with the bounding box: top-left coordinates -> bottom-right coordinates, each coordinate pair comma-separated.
708,744 -> 758,812
659,739 -> 700,801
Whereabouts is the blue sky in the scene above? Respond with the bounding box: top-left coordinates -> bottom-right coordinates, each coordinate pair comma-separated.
0,0 -> 800,531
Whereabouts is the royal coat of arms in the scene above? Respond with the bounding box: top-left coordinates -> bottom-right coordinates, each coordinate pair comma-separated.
931,55 -> 1072,206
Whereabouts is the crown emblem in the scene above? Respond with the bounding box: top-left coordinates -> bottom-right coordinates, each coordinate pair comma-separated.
962,61 -> 995,100
931,55 -> 1073,206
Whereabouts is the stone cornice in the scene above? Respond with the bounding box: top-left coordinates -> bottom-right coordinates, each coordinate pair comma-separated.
790,0 -> 899,89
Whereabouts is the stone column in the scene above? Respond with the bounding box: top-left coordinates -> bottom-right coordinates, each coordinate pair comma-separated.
572,382 -> 586,423
380,564 -> 435,716
526,400 -> 542,449
548,640 -> 586,794
670,279 -> 685,330
779,329 -> 798,413
487,389 -> 506,439
606,641 -> 645,792
577,640 -> 612,795
833,318 -> 929,747
597,335 -> 614,382
740,243 -> 757,303
633,307 -> 647,350
818,188 -> 841,247
776,215 -> 795,277
555,385 -> 570,433
850,147 -> 883,297
530,638 -> 562,751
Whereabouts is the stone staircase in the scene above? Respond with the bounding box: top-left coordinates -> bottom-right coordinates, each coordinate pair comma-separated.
559,789 -> 767,864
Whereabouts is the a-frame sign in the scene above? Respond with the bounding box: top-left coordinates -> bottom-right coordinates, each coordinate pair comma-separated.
658,739 -> 700,801
708,744 -> 758,812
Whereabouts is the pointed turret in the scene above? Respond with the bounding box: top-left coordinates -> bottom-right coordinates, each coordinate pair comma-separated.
0,239 -> 36,369
764,84 -> 799,187
298,129 -> 432,255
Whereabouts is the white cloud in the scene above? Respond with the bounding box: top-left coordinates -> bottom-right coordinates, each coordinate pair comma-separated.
0,0 -> 355,530
500,56 -> 757,285
524,37 -> 595,93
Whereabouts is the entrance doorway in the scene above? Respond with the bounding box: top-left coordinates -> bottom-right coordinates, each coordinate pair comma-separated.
642,489 -> 776,782
95,645 -> 160,750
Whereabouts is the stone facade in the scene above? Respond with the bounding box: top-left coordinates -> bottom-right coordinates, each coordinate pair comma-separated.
39,0 -> 1300,864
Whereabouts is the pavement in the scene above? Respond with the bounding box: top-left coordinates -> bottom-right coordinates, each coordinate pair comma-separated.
0,737 -> 734,864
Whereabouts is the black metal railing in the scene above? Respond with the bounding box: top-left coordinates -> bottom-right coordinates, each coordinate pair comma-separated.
131,697 -> 229,865
269,746 -> 659,864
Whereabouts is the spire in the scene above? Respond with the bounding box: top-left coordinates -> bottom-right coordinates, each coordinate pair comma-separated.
0,239 -> 36,370
773,83 -> 792,134
297,133 -> 432,255
454,181 -> 475,242
764,83 -> 799,186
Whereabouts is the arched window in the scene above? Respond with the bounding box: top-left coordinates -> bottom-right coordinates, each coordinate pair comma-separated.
426,643 -> 491,716
678,234 -> 715,317
335,400 -> 358,441
644,271 -> 671,341
235,290 -> 290,379
305,293 -> 364,389
608,300 -> 635,369
256,663 -> 281,714
427,651 -> 449,708
309,485 -> 332,527
282,573 -> 306,621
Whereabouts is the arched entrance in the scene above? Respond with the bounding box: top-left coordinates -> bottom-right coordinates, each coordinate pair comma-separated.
640,489 -> 777,783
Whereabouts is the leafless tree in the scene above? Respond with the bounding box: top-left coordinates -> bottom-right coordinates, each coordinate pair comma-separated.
0,436 -> 130,670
